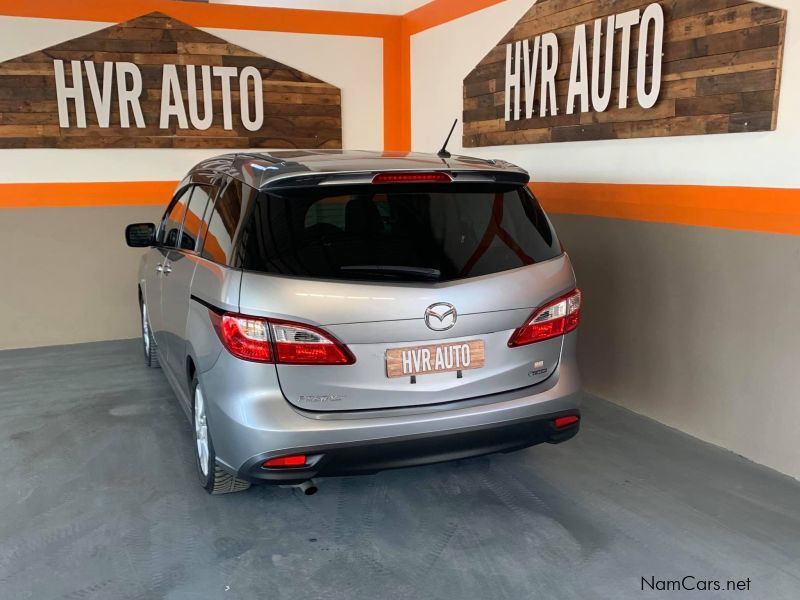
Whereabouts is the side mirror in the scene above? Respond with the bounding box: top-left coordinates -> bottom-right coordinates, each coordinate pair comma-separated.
125,223 -> 156,248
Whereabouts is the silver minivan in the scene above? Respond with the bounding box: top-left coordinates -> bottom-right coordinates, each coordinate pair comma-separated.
125,150 -> 582,494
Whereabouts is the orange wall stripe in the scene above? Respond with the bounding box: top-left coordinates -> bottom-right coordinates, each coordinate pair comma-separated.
383,28 -> 410,152
3,180 -> 800,237
405,0 -> 506,35
532,182 -> 800,236
0,0 -> 399,37
0,181 -> 177,209
384,21 -> 412,152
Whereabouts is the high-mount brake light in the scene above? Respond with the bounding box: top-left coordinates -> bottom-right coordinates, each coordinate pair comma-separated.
371,172 -> 452,184
214,312 -> 355,365
508,289 -> 582,347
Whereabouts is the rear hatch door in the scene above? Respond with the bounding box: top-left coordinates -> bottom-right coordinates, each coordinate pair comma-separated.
237,181 -> 573,411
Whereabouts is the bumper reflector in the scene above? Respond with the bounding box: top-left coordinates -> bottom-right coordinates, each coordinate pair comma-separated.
263,454 -> 307,468
553,415 -> 580,429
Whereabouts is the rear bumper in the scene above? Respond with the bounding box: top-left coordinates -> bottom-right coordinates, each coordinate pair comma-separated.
238,410 -> 580,484
201,331 -> 582,478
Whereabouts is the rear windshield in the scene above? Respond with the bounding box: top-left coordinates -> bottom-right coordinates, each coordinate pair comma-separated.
236,183 -> 560,282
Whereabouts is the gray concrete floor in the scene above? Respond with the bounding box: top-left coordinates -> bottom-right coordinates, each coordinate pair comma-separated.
1,340 -> 799,600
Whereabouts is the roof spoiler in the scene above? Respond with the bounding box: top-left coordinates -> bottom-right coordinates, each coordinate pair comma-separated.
262,169 -> 530,190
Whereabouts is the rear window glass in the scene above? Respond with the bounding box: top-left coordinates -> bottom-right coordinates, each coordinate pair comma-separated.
237,184 -> 560,282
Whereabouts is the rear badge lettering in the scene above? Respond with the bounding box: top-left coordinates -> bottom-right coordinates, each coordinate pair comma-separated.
299,394 -> 343,404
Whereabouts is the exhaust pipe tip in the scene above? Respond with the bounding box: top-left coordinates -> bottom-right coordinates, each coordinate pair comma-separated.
298,480 -> 318,496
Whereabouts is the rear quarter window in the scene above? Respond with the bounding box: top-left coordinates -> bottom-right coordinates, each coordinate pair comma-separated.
158,186 -> 191,247
200,178 -> 257,265
180,185 -> 213,251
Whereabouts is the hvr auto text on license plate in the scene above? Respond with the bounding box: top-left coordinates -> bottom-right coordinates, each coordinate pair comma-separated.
385,340 -> 485,378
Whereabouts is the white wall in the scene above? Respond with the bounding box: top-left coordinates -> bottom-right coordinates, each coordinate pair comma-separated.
411,0 -> 800,189
0,17 -> 384,185
203,27 -> 383,152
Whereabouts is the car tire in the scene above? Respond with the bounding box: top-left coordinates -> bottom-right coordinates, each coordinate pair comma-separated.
140,298 -> 160,369
191,375 -> 251,495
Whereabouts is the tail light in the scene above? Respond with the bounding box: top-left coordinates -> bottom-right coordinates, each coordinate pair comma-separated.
215,312 -> 355,365
508,288 -> 582,347
271,320 -> 355,365
220,315 -> 273,362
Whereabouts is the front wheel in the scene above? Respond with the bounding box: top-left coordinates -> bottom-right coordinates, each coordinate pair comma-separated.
192,376 -> 251,495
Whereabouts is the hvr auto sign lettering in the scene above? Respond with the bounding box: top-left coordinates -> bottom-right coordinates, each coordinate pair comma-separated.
54,60 -> 265,131
504,3 -> 665,121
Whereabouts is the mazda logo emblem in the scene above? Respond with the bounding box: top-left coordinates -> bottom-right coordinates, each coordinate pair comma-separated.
424,303 -> 457,331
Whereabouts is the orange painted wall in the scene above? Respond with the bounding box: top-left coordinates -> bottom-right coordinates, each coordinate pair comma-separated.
3,180 -> 799,237
531,183 -> 800,236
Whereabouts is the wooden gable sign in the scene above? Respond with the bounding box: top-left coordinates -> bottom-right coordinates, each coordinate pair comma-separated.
0,12 -> 342,149
463,1 -> 787,146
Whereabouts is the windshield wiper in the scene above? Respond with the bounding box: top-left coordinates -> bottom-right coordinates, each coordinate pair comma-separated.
340,265 -> 442,280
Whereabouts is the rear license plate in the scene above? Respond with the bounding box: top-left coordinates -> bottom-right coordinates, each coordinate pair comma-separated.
385,340 -> 485,378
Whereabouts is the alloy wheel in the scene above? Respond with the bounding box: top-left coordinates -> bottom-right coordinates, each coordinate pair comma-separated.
142,304 -> 151,355
194,386 -> 210,477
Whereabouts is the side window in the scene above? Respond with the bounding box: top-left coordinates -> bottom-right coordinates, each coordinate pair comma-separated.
179,185 -> 212,251
202,178 -> 243,265
159,187 -> 192,247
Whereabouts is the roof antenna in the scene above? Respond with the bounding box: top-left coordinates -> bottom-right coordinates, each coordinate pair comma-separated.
437,119 -> 458,159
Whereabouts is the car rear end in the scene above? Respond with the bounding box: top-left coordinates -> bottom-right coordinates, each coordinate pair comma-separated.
196,163 -> 582,483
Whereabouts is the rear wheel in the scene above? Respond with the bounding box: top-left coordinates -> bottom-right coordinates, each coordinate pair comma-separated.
192,376 -> 250,495
140,299 -> 160,368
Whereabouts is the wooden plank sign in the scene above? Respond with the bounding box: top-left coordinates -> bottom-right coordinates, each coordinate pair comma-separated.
385,340 -> 486,378
0,12 -> 342,149
463,1 -> 787,146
